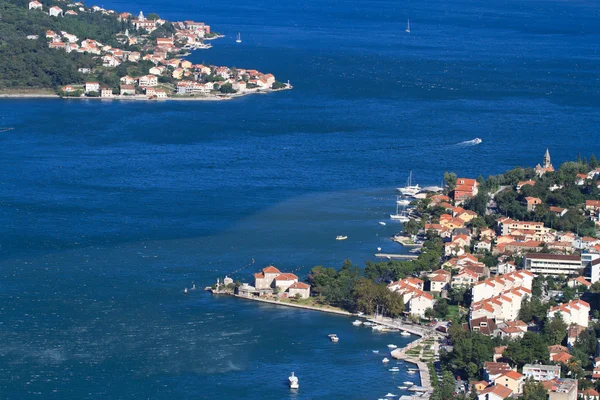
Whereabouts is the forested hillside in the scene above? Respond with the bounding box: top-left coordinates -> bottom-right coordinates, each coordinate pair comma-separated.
0,0 -> 129,89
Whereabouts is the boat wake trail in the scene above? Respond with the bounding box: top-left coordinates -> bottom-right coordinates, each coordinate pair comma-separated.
453,138 -> 482,147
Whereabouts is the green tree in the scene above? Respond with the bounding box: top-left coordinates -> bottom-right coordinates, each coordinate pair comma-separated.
522,379 -> 550,400
544,312 -> 568,345
444,172 -> 457,191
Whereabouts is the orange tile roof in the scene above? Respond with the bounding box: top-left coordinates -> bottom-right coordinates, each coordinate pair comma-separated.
262,266 -> 281,274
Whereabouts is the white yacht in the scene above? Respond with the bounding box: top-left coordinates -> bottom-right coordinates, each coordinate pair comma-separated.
336,235 -> 348,241
379,221 -> 386,226
352,320 -> 363,326
400,331 -> 411,336
398,386 -> 408,390
387,344 -> 398,349
328,334 -> 339,342
408,370 -> 417,374
382,357 -> 390,363
289,372 -> 299,389
396,198 -> 411,206
403,381 -> 414,386
397,171 -> 419,196
236,32 -> 242,43
389,367 -> 400,372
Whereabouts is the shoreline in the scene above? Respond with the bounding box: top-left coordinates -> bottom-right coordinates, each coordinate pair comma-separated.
0,87 -> 292,102
221,292 -> 438,398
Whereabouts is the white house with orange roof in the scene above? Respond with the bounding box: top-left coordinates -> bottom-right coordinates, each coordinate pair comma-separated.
28,0 -> 42,10
497,218 -> 549,241
477,384 -> 513,400
547,299 -> 590,328
472,270 -> 533,303
516,179 -> 536,191
49,6 -> 63,16
525,196 -> 542,212
273,273 -> 299,292
253,266 -> 281,289
451,269 -> 479,288
568,276 -> 591,290
493,370 -> 524,394
453,178 -> 479,204
428,269 -> 451,293
138,75 -> 158,87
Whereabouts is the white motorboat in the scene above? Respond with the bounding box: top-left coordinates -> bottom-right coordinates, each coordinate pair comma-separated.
382,357 -> 390,363
400,331 -> 411,336
236,32 -> 242,43
183,288 -> 188,294
389,367 -> 400,372
372,350 -> 379,353
328,334 -> 339,342
289,372 -> 299,389
352,320 -> 363,326
385,394 -> 397,398
396,198 -> 411,206
387,344 -> 398,349
336,235 -> 348,241
379,221 -> 386,226
377,247 -> 382,251
408,370 -> 417,374
397,171 -> 419,196
363,322 -> 374,326
398,386 -> 408,390
473,137 -> 482,144
403,382 -> 414,386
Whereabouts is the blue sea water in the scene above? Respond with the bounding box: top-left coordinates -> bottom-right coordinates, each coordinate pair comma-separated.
1,0 -> 600,398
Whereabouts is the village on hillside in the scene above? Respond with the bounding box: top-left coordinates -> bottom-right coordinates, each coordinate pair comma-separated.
218,150 -> 600,400
24,1 -> 290,99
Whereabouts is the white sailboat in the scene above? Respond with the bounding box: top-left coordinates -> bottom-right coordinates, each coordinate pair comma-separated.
396,198 -> 411,206
397,171 -> 419,196
236,32 -> 242,43
390,197 -> 410,222
405,19 -> 411,33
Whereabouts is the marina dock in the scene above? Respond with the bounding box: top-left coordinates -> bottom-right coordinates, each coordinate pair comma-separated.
374,253 -> 419,260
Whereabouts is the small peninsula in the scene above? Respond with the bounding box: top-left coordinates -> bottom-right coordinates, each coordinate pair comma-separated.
0,0 -> 291,100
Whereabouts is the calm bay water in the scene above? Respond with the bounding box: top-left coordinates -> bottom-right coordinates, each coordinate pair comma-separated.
1,0 -> 600,398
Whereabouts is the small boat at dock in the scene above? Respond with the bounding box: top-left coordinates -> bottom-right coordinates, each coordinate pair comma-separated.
408,370 -> 417,374
352,320 -> 363,326
388,367 -> 400,372
363,322 -> 374,326
403,381 -> 414,386
289,372 -> 299,389
385,394 -> 397,398
400,331 -> 411,336
398,386 -> 408,390
387,344 -> 398,349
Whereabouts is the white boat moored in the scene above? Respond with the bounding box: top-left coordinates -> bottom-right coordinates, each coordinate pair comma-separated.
382,358 -> 390,363
403,381 -> 414,386
400,331 -> 411,336
389,367 -> 400,372
289,372 -> 299,389
387,344 -> 398,349
352,320 -> 363,326
379,221 -> 386,226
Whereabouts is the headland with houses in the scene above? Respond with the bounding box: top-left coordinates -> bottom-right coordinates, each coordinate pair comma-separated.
7,0 -> 291,100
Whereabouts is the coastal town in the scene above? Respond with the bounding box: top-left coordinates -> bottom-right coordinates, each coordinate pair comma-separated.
212,150 -> 600,400
20,0 -> 290,99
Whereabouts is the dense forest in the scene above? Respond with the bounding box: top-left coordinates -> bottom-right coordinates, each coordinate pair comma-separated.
0,0 -> 133,89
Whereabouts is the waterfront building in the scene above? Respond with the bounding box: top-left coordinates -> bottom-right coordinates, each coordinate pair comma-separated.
100,87 -> 113,97
120,85 -> 135,95
471,270 -> 533,303
452,178 -> 478,204
84,82 -> 100,93
287,282 -> 310,299
524,253 -> 582,276
522,364 -> 561,381
138,75 -> 158,87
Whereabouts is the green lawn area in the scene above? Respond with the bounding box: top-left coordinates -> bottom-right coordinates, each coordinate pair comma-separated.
446,305 -> 461,320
